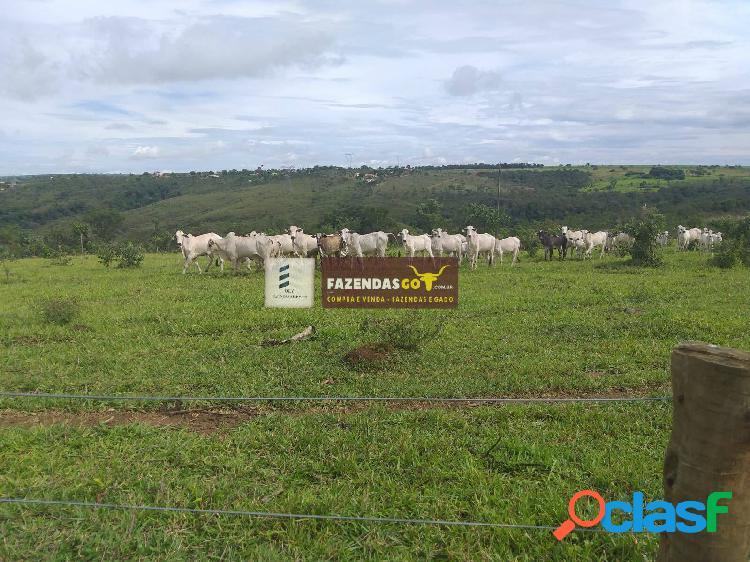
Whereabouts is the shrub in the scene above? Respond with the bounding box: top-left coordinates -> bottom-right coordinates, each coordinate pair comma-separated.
518,229 -> 539,258
624,209 -> 665,267
38,297 -> 79,325
97,241 -> 145,269
48,246 -> 72,266
711,242 -> 739,269
116,242 -> 145,269
709,218 -> 750,269
360,314 -> 445,352
96,243 -> 118,268
0,246 -> 15,283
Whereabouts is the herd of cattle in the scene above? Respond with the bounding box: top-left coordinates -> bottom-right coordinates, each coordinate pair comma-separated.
173,224 -> 723,273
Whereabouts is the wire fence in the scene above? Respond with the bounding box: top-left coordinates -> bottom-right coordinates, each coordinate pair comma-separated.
0,391 -> 667,539
0,391 -> 672,404
0,497 -> 601,533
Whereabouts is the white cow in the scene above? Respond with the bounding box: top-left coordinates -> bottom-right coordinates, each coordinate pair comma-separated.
656,231 -> 670,246
431,228 -> 464,262
609,232 -> 634,252
561,226 -> 587,258
287,226 -> 318,257
583,230 -> 608,259
267,233 -> 295,256
494,236 -> 521,266
676,226 -> 688,250
699,229 -> 723,251
208,232 -> 275,271
677,225 -> 702,250
464,225 -> 495,269
175,230 -> 224,274
398,229 -> 433,258
340,228 -> 389,257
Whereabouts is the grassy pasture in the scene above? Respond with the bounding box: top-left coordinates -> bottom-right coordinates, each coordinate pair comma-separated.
1,249 -> 748,560
582,164 -> 750,193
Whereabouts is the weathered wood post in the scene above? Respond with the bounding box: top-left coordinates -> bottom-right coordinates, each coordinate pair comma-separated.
658,342 -> 750,562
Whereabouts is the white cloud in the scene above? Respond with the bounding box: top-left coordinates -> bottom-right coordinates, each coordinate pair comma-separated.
131,145 -> 161,159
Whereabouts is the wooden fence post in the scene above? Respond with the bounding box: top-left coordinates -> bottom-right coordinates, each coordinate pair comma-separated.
658,342 -> 750,562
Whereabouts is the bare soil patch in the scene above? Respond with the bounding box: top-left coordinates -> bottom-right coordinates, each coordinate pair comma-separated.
0,407 -> 261,435
343,343 -> 395,367
0,387 -> 669,434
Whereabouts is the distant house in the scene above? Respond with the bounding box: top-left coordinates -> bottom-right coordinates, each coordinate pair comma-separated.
208,173 -> 220,178
153,171 -> 170,177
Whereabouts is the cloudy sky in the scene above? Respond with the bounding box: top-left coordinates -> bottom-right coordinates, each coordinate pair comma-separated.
1,0 -> 749,174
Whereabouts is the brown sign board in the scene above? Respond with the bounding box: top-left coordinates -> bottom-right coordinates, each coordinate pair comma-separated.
321,257 -> 458,309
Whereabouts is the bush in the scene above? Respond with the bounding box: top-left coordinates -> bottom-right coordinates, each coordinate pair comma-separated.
97,241 -> 145,269
116,242 -> 145,269
648,166 -> 685,180
518,229 -> 539,258
38,297 -> 79,325
96,243 -> 118,268
709,218 -> 750,269
360,314 -> 445,352
711,242 -> 739,269
624,209 -> 665,267
48,246 -> 72,266
0,246 -> 15,283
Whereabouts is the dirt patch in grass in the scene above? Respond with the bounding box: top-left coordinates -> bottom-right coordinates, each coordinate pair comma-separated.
343,343 -> 395,367
8,335 -> 75,346
0,387 -> 670,434
0,407 -> 263,435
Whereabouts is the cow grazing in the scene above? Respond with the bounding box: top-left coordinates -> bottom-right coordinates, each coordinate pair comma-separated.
656,231 -> 670,246
398,229 -> 433,258
537,230 -> 567,261
464,225 -> 496,269
175,230 -> 224,274
583,230 -> 608,259
316,233 -> 346,257
431,228 -> 465,262
339,228 -> 390,257
494,236 -> 521,266
288,226 -> 318,258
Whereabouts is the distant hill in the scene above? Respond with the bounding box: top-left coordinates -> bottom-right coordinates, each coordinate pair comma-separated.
2,164 -> 750,251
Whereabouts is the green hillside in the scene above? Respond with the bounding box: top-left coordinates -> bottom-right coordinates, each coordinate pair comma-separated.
2,164 -> 750,253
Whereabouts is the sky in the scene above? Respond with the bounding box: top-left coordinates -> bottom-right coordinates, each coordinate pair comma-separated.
1,0 -> 749,174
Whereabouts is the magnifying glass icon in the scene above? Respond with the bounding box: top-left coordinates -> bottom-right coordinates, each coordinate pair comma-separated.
553,490 -> 606,541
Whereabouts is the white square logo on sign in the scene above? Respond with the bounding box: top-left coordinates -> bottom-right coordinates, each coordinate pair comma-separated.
264,258 -> 315,308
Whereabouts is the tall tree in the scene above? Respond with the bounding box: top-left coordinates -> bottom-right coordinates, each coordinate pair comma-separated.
72,222 -> 89,254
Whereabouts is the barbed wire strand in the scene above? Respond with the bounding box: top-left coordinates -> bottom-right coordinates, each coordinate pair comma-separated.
0,497 -> 601,533
0,392 -> 671,404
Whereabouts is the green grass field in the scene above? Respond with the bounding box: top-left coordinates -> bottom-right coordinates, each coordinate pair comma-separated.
1,249 -> 749,560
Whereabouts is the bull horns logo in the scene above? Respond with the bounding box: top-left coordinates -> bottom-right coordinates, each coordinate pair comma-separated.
408,265 -> 449,291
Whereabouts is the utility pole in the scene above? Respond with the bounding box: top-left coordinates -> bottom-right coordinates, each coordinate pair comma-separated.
497,166 -> 501,213
496,166 -> 502,237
